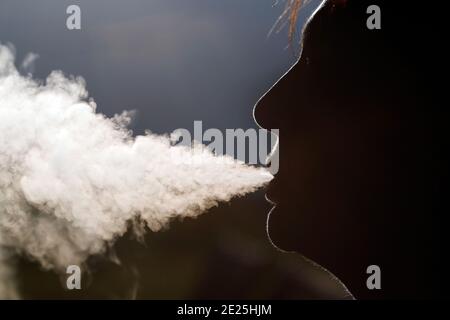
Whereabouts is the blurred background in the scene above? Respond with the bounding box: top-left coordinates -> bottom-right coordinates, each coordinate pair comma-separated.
0,0 -> 349,299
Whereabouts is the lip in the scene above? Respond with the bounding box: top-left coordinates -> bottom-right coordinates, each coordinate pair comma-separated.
265,176 -> 280,205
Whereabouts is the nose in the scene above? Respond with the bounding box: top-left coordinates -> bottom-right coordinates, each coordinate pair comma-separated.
254,94 -> 270,130
255,60 -> 302,131
254,76 -> 285,131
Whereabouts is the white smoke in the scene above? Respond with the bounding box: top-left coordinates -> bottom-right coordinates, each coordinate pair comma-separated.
20,52 -> 39,74
0,43 -> 272,298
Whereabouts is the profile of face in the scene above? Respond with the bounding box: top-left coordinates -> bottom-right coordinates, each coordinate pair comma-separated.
255,0 -> 433,299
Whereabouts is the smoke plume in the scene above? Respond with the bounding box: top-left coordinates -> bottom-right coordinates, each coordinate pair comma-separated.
0,43 -> 272,298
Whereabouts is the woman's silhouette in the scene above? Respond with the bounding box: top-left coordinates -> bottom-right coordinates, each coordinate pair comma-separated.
255,0 -> 439,299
